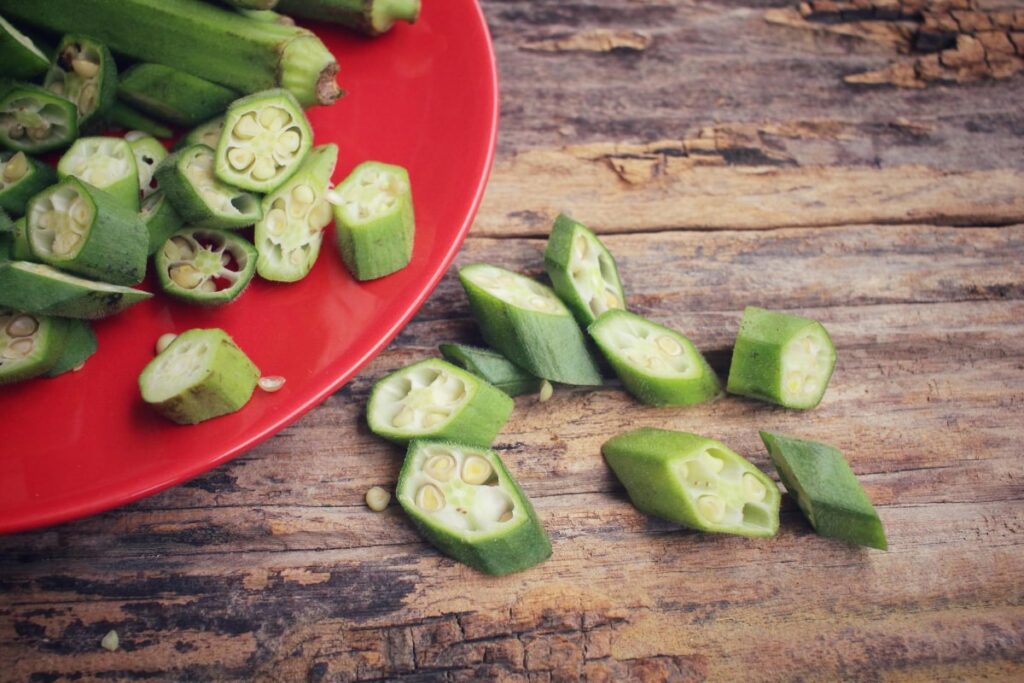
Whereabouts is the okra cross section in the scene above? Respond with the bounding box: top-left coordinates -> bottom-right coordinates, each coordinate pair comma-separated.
58,137 -> 140,211
156,228 -> 258,306
155,144 -> 262,230
602,428 -> 780,538
0,151 -> 57,215
397,440 -> 552,575
367,358 -> 514,447
44,34 -> 117,130
0,310 -> 69,386
125,131 -> 169,201
544,214 -> 627,326
0,83 -> 78,154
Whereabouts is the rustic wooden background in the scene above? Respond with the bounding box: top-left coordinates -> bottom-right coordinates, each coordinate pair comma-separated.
3,0 -> 1024,680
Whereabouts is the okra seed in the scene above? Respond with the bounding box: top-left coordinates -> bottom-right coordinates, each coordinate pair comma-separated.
71,199 -> 91,226
164,237 -> 194,261
288,249 -> 303,265
605,291 -> 620,309
423,412 -> 447,428
365,486 -> 391,511
234,114 -> 261,139
311,200 -> 332,227
258,376 -> 286,392
227,147 -> 255,171
574,234 -> 588,259
251,157 -> 277,181
742,473 -> 767,502
258,107 -> 288,131
292,184 -> 315,206
461,455 -> 494,486
28,126 -> 51,141
170,264 -> 203,289
266,208 -> 287,236
656,335 -> 682,356
539,380 -> 554,402
705,455 -> 725,473
198,279 -> 217,292
697,495 -> 726,523
279,130 -> 302,153
9,124 -> 25,139
6,338 -> 34,358
498,511 -> 514,522
416,484 -> 445,513
392,407 -> 414,428
71,58 -> 100,78
6,315 -> 38,338
424,453 -> 457,482
155,333 -> 178,354
3,152 -> 27,181
52,231 -> 82,256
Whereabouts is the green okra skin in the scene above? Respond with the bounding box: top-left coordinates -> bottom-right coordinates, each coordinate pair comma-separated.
0,260 -> 152,319
155,144 -> 263,230
9,217 -> 32,260
139,327 -> 260,425
438,343 -> 543,398
1,0 -> 341,107
221,0 -> 281,10
0,14 -> 49,80
125,131 -> 169,202
367,358 -> 515,447
140,191 -> 184,255
0,310 -> 71,386
156,228 -> 258,306
43,319 -> 97,377
43,34 -> 117,131
277,0 -> 421,36
332,160 -> 415,281
602,428 -> 781,538
588,310 -> 721,407
57,137 -> 141,211
0,232 -> 11,261
459,264 -> 603,386
254,143 -> 338,282
726,306 -> 837,410
397,440 -> 552,576
118,64 -> 239,128
108,102 -> 174,140
759,431 -> 887,550
176,116 -> 225,151
544,214 -> 627,327
0,208 -> 10,233
0,151 -> 58,216
236,8 -> 295,25
26,177 -> 149,286
0,82 -> 78,154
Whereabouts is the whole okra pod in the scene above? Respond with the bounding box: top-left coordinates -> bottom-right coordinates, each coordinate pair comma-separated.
276,0 -> 421,36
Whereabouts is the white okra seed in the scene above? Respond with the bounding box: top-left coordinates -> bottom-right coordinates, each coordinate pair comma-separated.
233,113 -> 260,139
538,380 -> 553,402
461,455 -> 494,486
71,58 -> 100,78
416,484 -> 445,512
251,157 -> 276,181
100,629 -> 119,652
227,147 -> 255,171
258,375 -> 286,392
291,184 -> 315,205
392,407 -> 414,428
3,152 -> 27,181
697,495 -> 726,523
365,486 -> 390,511
169,264 -> 203,289
7,315 -> 38,338
7,338 -> 34,357
424,453 -> 457,482
155,333 -> 178,354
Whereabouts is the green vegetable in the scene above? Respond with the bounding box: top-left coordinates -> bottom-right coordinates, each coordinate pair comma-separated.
0,310 -> 70,385
0,207 -> 10,233
759,431 -> 887,550
332,160 -> 415,281
0,82 -> 78,154
0,260 -> 152,319
156,228 -> 258,306
0,14 -> 49,80
43,34 -> 117,131
176,116 -> 224,151
236,8 -> 295,25
43,319 -> 97,377
0,151 -> 57,216
0,232 -> 11,261
544,214 -> 626,327
139,327 -> 260,424
140,191 -> 183,255
438,343 -> 542,397
602,428 -> 780,538
222,0 -> 281,10
367,358 -> 514,446
276,0 -> 421,36
108,101 -> 173,140
397,440 -> 551,575
588,310 -> 720,406
118,63 -> 238,128
8,217 -> 32,260
459,263 -> 603,386
154,144 -> 262,230
57,137 -> 140,211
125,131 -> 168,201
726,306 -> 837,410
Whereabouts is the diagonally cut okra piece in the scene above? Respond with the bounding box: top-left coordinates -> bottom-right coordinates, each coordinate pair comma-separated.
0,261 -> 152,319
367,358 -> 515,447
459,264 -> 603,386
277,0 -> 421,36
43,34 -> 117,131
0,151 -> 57,215
156,228 -> 258,306
177,116 -> 224,151
125,131 -> 168,202
254,143 -> 337,282
0,310 -> 70,386
155,144 -> 262,230
0,14 -> 49,80
0,82 -> 78,154
439,343 -> 542,398
760,431 -> 887,550
43,319 -> 97,377
397,440 -> 551,575
544,214 -> 627,327
726,306 -> 837,410
57,137 -> 140,211
118,64 -> 239,128
109,102 -> 173,140
140,191 -> 183,256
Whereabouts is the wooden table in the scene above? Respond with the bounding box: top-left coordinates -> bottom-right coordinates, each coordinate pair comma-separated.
3,1 -> 1023,680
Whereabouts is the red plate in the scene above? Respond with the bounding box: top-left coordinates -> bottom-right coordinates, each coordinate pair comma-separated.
0,1 -> 498,533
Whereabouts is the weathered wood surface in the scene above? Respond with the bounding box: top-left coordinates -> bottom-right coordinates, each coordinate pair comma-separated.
2,0 -> 1023,681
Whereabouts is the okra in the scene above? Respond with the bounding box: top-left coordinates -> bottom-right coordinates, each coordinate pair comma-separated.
222,0 -> 281,10
367,358 -> 515,447
544,214 -> 627,327
276,0 -> 421,36
140,191 -> 184,256
155,144 -> 262,230
8,217 -> 32,261
0,310 -> 70,386
588,310 -> 720,407
254,143 -> 337,282
397,440 -> 551,575
57,137 -> 140,211
156,228 -> 258,306
0,261 -> 152,319
0,208 -> 10,234
177,116 -> 224,151
0,151 -> 57,215
26,177 -> 148,286
139,327 -> 260,424
125,131 -> 168,202
0,82 -> 78,154
118,64 -> 238,128
602,428 -> 780,538
332,160 -> 415,281
459,264 -> 603,386
0,14 -> 49,80
109,102 -> 173,140
43,319 -> 97,377
215,89 -> 312,193
43,34 -> 117,131
759,431 -> 887,550
0,211 -> 10,260
726,306 -> 837,410
236,8 -> 295,25
438,343 -> 542,398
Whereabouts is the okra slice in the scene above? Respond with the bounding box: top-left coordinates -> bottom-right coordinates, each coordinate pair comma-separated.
277,0 -> 422,36
0,231 -> 10,261
459,264 -> 603,386
109,102 -> 173,140
26,177 -> 148,286
44,34 -> 117,131
9,217 -> 32,261
139,328 -> 260,425
438,343 -> 542,397
125,131 -> 168,201
0,14 -> 49,80
156,228 -> 258,306
602,428 -> 780,538
57,137 -> 140,211
588,310 -> 720,407
0,208 -> 10,234
332,160 -> 415,281
254,143 -> 337,282
544,214 -> 627,327
43,319 -> 97,377
155,144 -> 262,230
760,431 -> 887,550
397,440 -> 551,575
140,191 -> 183,256
367,358 -> 514,447
215,89 -> 312,193
726,306 -> 837,410
118,64 -> 239,128
177,116 -> 224,151
0,151 -> 57,216
0,82 -> 78,154
0,310 -> 70,386
0,261 -> 152,319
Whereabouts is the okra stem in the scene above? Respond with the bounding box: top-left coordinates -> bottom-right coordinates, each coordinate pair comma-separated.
276,0 -> 421,36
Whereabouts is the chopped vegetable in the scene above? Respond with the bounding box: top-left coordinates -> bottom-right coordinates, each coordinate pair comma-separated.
43,319 -> 97,377
277,0 -> 421,36
0,14 -> 49,80
125,131 -> 168,201
0,151 -> 57,216
438,343 -> 542,397
118,63 -> 239,127
43,34 -> 117,131
57,137 -> 140,210
155,144 -> 262,230
156,228 -> 258,306
0,261 -> 152,319
108,102 -> 173,140
140,191 -> 184,256
0,310 -> 70,385
544,213 -> 626,327
0,82 -> 78,154
177,116 -> 224,151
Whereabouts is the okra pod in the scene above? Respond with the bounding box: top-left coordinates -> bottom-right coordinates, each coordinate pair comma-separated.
8,217 -> 32,260
155,144 -> 262,229
57,136 -> 141,211
0,210 -> 11,260
0,82 -> 78,154
236,8 -> 295,25
140,191 -> 184,255
221,0 -> 281,9
109,102 -> 173,140
0,260 -> 152,319
0,208 -> 10,233
43,34 -> 117,131
156,228 -> 258,306
0,151 -> 57,215
176,116 -> 224,151
0,310 -> 70,385
0,14 -> 49,80
125,131 -> 168,202
43,319 -> 97,377
118,64 -> 239,128
544,214 -> 627,327
438,343 -> 542,398
276,0 -> 421,36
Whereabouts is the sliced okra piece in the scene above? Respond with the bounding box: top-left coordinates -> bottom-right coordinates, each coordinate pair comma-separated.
0,232 -> 10,261
0,260 -> 152,319
43,319 -> 97,377
459,264 -> 603,386
602,428 -> 780,538
438,343 -> 542,398
760,431 -> 887,550
140,191 -> 183,256
125,131 -> 168,202
236,9 -> 296,25
176,116 -> 224,151
544,214 -> 626,327
367,358 -> 514,447
118,63 -> 239,128
588,310 -> 720,407
0,310 -> 70,386
44,34 -> 117,131
254,143 -> 337,282
276,0 -> 421,36
726,306 -> 836,410
139,328 -> 260,425
108,101 -> 173,140
215,89 -> 312,193
0,82 -> 78,154
9,217 -> 33,261
26,177 -> 149,286
155,144 -> 262,229
156,228 -> 258,306
397,440 -> 551,575
57,137 -> 140,211
0,151 -> 58,216
0,14 -> 49,80
0,208 -> 10,234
